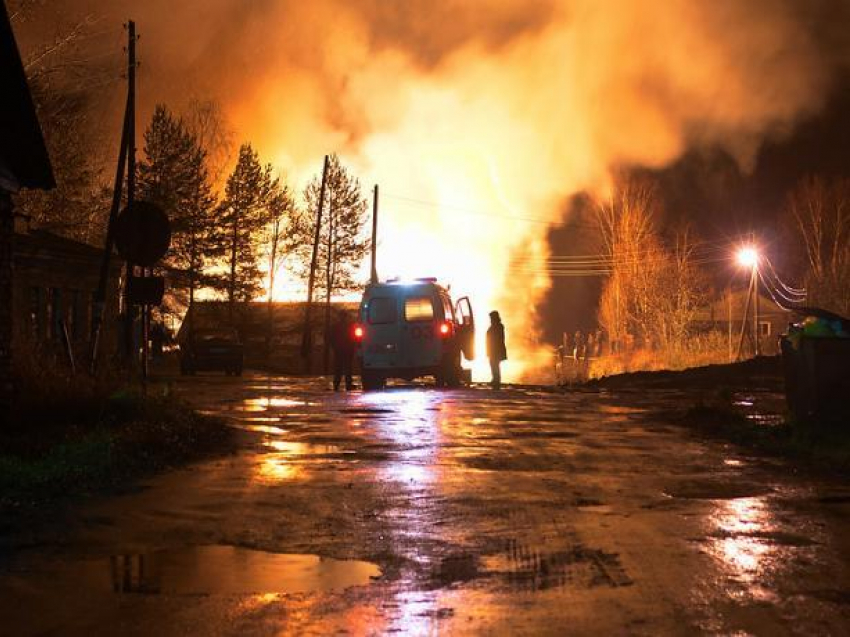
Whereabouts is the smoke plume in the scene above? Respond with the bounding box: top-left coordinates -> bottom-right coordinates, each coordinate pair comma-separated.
29,0 -> 850,379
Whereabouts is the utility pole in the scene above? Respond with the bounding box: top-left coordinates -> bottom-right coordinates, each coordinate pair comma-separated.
736,265 -> 756,361
727,287 -> 732,363
122,20 -> 137,367
753,267 -> 760,357
301,154 -> 329,373
322,197 -> 334,374
90,95 -> 129,371
370,184 -> 379,284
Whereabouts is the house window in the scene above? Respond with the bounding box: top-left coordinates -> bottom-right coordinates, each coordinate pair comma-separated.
48,288 -> 62,340
759,321 -> 771,337
29,287 -> 42,339
69,290 -> 81,340
90,292 -> 98,337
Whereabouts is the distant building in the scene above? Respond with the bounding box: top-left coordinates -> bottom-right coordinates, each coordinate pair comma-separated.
692,289 -> 792,356
181,300 -> 359,372
12,219 -> 121,361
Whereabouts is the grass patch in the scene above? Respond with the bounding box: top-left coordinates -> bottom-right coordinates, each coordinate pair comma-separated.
681,399 -> 850,474
1,380 -> 234,520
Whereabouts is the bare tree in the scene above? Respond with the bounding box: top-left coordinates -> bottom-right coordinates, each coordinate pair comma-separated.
595,178 -> 662,351
10,2 -> 113,242
595,178 -> 706,362
184,98 -> 234,189
785,176 -> 850,316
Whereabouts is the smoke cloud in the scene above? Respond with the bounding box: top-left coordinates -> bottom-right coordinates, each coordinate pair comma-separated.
36,0 -> 850,379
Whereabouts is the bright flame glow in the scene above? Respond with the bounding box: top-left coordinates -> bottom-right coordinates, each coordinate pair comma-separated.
218,0 -> 835,383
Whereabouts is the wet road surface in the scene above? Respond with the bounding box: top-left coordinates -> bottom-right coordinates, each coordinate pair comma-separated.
3,373 -> 850,635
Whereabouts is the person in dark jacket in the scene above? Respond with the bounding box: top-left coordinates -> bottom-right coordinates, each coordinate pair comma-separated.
330,311 -> 357,391
486,310 -> 507,390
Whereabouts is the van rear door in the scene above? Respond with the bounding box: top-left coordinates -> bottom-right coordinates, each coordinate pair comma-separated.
400,293 -> 440,369
455,297 -> 475,360
361,294 -> 401,369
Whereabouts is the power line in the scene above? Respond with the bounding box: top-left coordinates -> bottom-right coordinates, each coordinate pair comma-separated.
510,247 -> 737,269
762,255 -> 806,296
757,269 -> 796,312
382,192 -> 571,226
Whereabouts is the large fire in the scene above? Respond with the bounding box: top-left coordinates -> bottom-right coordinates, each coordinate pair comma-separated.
124,0 -> 838,381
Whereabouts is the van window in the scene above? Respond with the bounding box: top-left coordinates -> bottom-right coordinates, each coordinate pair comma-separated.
368,297 -> 397,324
404,296 -> 434,322
441,295 -> 454,321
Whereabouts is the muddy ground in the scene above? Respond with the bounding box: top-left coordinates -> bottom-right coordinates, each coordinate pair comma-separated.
1,372 -> 850,635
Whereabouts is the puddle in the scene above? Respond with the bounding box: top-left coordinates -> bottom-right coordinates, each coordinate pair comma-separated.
262,440 -> 353,455
71,546 -> 381,595
240,424 -> 287,435
243,398 -> 308,410
480,540 -> 632,591
664,481 -> 772,500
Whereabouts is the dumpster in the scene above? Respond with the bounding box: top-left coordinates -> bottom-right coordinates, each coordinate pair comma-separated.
781,308 -> 850,425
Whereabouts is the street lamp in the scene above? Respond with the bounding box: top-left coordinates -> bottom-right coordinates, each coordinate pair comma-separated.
736,246 -> 759,269
734,244 -> 760,358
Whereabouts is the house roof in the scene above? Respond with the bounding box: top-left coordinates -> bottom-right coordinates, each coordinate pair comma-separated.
694,288 -> 792,322
0,4 -> 54,191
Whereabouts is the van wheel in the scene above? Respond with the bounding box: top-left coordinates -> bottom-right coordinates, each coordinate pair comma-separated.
445,366 -> 462,388
362,372 -> 384,391
439,357 -> 462,388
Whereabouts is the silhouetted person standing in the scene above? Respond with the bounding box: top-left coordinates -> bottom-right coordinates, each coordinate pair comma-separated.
330,311 -> 356,391
486,311 -> 507,390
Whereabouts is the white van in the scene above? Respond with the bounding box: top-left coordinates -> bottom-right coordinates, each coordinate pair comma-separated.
355,278 -> 475,390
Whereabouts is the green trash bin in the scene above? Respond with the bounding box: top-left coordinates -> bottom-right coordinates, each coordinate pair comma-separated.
782,326 -> 850,425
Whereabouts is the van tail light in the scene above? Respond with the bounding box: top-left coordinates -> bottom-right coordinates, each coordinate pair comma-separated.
353,325 -> 365,341
438,321 -> 452,337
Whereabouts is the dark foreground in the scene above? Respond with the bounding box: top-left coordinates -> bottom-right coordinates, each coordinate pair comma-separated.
2,373 -> 850,635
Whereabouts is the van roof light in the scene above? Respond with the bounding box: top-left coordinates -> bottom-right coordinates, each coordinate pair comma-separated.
383,276 -> 439,285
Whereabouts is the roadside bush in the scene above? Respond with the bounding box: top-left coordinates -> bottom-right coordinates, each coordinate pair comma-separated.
588,331 -> 729,378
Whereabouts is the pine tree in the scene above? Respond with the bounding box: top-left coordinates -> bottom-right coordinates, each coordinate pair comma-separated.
216,143 -> 273,319
302,154 -> 370,300
302,154 -> 369,369
137,105 -> 217,320
260,176 -> 305,352
263,176 -> 301,306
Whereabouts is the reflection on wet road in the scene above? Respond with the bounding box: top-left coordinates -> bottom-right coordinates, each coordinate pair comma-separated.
3,373 -> 850,635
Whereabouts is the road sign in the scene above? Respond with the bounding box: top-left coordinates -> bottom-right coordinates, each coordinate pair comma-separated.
114,200 -> 170,266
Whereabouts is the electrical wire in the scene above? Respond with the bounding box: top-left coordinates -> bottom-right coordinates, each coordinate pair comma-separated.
759,267 -> 807,305
757,269 -> 796,312
762,255 -> 807,296
382,192 -> 556,226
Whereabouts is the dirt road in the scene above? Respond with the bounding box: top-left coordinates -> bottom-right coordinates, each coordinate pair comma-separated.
2,373 -> 850,635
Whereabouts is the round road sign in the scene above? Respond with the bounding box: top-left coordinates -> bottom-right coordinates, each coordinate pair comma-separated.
114,200 -> 171,266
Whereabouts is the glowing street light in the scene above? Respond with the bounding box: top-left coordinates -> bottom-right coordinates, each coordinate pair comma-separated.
736,246 -> 759,269
734,243 -> 761,358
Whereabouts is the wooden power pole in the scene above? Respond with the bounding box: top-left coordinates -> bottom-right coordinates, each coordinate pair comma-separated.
121,20 -> 137,366
370,184 -> 378,284
301,155 -> 329,373
91,21 -> 140,373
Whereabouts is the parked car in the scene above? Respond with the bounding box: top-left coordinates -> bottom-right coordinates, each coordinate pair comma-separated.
179,327 -> 244,376
355,278 -> 475,390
